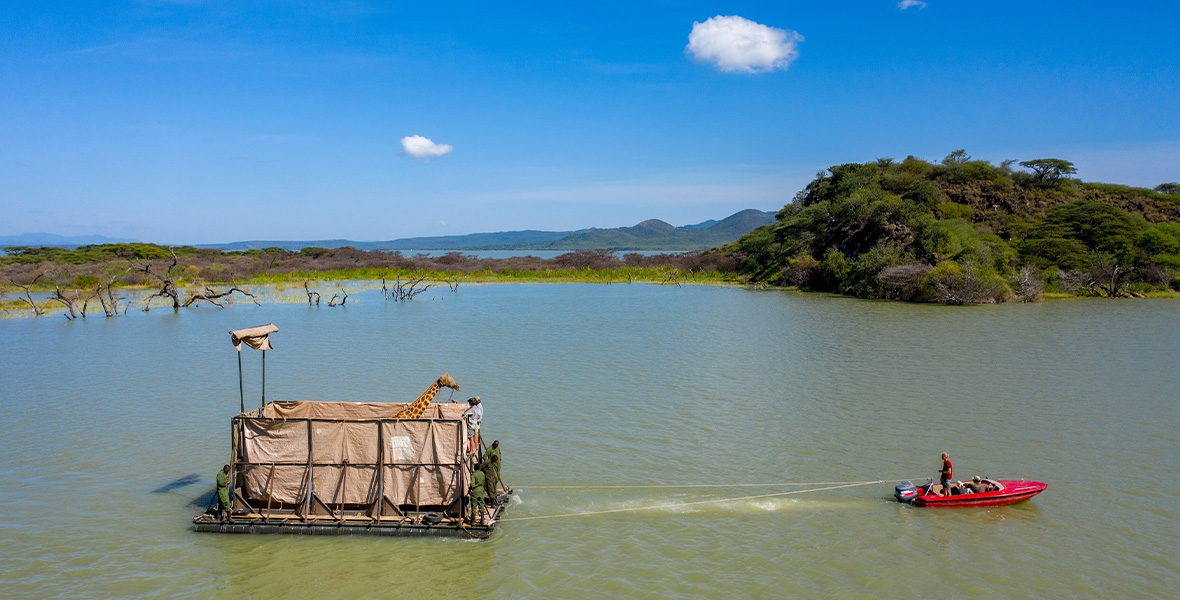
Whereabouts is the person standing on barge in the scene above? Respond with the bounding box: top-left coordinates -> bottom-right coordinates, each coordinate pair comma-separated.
469,468 -> 487,525
216,465 -> 231,520
485,440 -> 503,491
462,396 -> 483,456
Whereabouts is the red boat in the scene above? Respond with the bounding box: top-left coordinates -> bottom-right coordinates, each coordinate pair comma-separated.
894,479 -> 1047,508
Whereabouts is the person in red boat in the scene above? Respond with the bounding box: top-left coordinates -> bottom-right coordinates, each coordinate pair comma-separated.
939,452 -> 953,496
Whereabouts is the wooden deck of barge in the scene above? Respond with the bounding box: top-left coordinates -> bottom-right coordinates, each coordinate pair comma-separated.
193,490 -> 512,539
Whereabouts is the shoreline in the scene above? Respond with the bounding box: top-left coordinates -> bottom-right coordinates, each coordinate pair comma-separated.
5,275 -> 1179,319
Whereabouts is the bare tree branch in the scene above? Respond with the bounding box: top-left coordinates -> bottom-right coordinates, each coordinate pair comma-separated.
9,272 -> 46,316
137,247 -> 180,311
182,285 -> 260,308
304,281 -> 321,306
49,284 -> 79,320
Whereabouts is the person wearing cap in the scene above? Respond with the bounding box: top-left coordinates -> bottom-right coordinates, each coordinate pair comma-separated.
964,476 -> 985,493
462,396 -> 483,455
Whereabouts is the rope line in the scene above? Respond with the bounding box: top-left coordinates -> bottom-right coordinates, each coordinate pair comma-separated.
499,480 -> 893,522
513,477 -> 925,490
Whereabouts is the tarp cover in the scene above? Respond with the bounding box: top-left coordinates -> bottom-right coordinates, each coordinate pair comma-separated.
261,401 -> 467,421
237,401 -> 468,509
230,323 -> 279,351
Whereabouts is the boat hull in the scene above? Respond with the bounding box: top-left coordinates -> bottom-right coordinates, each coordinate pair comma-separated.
911,480 -> 1046,508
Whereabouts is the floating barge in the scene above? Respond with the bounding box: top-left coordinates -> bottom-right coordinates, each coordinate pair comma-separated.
192,396 -> 510,539
194,328 -> 508,539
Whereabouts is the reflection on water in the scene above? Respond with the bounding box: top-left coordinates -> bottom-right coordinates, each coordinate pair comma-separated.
1,285 -> 1178,599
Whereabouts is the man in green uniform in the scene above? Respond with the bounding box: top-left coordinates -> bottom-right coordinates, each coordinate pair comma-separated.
216,465 -> 231,520
469,468 -> 486,525
480,454 -> 499,496
485,440 -> 502,492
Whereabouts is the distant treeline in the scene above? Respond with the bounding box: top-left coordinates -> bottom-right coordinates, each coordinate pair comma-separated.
1,245 -> 737,291
726,151 -> 1180,303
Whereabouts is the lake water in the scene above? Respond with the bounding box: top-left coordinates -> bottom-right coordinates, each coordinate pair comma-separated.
1,284 -> 1177,599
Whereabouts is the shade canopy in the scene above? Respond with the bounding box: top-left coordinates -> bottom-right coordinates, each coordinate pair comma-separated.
230,323 -> 279,351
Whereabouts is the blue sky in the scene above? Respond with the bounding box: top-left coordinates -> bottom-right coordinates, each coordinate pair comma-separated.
2,1 -> 1177,244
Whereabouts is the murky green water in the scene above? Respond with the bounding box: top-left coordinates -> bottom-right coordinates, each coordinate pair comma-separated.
1,284 -> 1177,599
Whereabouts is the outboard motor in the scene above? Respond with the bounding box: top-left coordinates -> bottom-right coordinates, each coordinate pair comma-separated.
895,481 -> 919,504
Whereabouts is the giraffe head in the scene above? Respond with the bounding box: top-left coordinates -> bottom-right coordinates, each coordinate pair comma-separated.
439,373 -> 459,392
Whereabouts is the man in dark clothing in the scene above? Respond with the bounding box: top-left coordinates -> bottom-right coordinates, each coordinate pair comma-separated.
964,476 -> 986,493
485,440 -> 502,492
480,454 -> 499,494
939,452 -> 953,496
469,469 -> 487,525
216,465 -> 231,520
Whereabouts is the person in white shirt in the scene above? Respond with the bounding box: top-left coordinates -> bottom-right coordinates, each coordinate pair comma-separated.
462,396 -> 483,455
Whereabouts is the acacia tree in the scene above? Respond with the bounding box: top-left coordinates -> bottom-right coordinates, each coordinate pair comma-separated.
1154,182 -> 1180,195
1019,158 -> 1077,185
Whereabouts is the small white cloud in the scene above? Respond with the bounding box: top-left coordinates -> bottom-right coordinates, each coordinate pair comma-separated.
898,0 -> 927,10
400,135 -> 453,159
686,15 -> 802,74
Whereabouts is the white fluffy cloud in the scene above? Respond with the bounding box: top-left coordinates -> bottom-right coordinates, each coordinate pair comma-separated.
400,135 -> 453,159
898,0 -> 927,10
685,15 -> 802,74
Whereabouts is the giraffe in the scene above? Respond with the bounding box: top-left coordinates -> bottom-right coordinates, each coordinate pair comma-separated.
393,373 -> 460,419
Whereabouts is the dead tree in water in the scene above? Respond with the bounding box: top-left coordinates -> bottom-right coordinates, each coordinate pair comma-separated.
96,280 -> 127,317
661,268 -> 683,288
182,285 -> 260,308
304,281 -> 321,306
137,247 -> 181,311
49,284 -> 97,320
446,278 -> 461,292
9,273 -> 46,316
328,287 -> 349,307
394,275 -> 430,301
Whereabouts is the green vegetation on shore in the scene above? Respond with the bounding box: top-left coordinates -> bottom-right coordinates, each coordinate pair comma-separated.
1,247 -> 736,315
726,151 -> 1180,303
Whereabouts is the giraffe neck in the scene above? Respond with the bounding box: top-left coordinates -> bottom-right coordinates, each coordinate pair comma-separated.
397,380 -> 440,419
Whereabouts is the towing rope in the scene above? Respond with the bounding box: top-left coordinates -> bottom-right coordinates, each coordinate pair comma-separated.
513,478 -> 923,490
499,479 -> 913,523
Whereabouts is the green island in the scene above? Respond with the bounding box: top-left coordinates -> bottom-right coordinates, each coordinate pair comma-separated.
5,151 -> 1180,315
727,151 -> 1180,303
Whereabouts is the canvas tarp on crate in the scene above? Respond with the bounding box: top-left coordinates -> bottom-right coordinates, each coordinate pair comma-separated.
236,401 -> 469,509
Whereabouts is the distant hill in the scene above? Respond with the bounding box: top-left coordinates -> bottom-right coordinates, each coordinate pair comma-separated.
8,210 -> 775,253
0,233 -> 137,247
201,230 -> 575,252
530,209 -> 777,250
201,209 -> 776,252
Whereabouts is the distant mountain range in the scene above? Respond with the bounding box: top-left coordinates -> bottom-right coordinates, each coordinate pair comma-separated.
0,233 -> 137,247
2,209 -> 777,252
537,209 -> 775,250
202,209 -> 776,252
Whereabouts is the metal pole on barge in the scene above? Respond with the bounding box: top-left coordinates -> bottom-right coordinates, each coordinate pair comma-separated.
229,324 -> 277,412
238,350 -> 245,413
